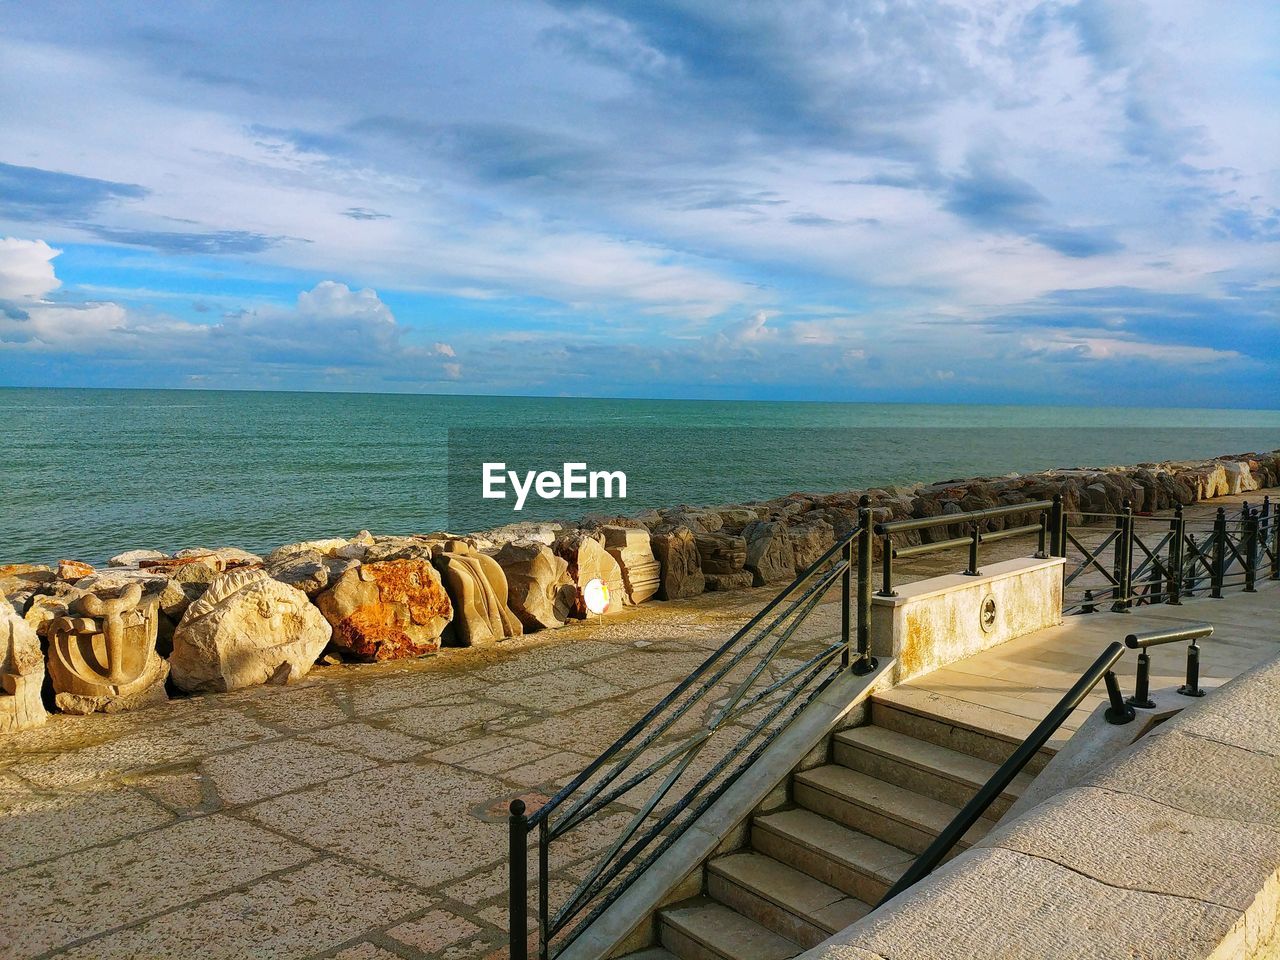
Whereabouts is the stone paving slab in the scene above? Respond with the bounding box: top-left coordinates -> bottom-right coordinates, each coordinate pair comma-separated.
0,491 -> 1274,959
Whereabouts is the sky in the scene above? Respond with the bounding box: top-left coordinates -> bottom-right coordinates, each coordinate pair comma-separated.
0,0 -> 1276,404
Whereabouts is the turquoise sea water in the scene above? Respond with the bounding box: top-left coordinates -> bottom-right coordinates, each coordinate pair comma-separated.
2,387 -> 1278,564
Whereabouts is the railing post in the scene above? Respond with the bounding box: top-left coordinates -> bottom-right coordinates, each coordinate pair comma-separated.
1112,499 -> 1133,612
1166,504 -> 1184,605
841,536 -> 852,670
1049,494 -> 1064,558
1184,533 -> 1199,597
1178,641 -> 1206,698
1036,511 -> 1047,559
1126,651 -> 1155,708
1211,507 -> 1226,598
853,497 -> 878,675
1103,670 -> 1136,724
966,522 -> 981,576
1082,588 -> 1097,614
879,531 -> 896,598
1244,507 -> 1259,593
1271,494 -> 1280,581
509,799 -> 529,960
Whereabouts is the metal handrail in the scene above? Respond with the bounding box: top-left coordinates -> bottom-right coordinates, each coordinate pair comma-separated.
510,496 -> 881,960
877,640 -> 1132,906
882,622 -> 1219,905
875,499 -> 1057,595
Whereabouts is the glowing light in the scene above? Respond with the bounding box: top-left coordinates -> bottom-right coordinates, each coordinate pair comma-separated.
583,578 -> 610,615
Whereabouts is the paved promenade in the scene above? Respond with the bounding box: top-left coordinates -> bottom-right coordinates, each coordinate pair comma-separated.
1,491 -> 1275,959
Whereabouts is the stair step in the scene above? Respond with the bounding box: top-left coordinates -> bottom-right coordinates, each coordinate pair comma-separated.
619,950 -> 679,960
707,851 -> 872,948
659,898 -> 800,960
751,808 -> 913,905
871,689 -> 1057,773
833,726 -> 1031,819
794,764 -> 992,855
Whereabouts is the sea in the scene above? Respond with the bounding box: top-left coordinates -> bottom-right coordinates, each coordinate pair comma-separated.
2,388 -> 1278,565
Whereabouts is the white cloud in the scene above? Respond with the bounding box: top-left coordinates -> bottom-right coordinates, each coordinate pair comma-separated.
433,342 -> 456,357
1022,333 -> 1241,365
0,237 -> 61,300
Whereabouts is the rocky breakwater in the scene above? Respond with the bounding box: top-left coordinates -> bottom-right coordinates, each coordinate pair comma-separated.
0,450 -> 1276,734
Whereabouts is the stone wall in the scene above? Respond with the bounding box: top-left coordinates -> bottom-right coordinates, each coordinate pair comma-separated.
0,450 -> 1277,731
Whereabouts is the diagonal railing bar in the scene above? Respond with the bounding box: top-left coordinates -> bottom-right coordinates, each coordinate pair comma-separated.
551,564 -> 844,894
549,561 -> 847,840
1064,528 -> 1120,586
528,525 -> 861,834
554,625 -> 847,844
708,562 -> 846,728
547,557 -> 850,838
550,640 -> 845,944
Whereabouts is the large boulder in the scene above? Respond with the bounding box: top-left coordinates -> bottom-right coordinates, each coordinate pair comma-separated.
433,544 -> 522,646
265,549 -> 359,598
316,558 -> 452,661
742,520 -> 796,586
108,549 -> 168,567
171,568 -> 331,691
650,527 -> 705,600
1223,461 -> 1258,496
704,571 -> 754,592
0,597 -> 46,733
601,526 -> 661,604
45,583 -> 169,715
694,533 -> 748,575
555,532 -> 625,617
493,541 -> 576,630
0,563 -> 56,612
788,518 -> 836,570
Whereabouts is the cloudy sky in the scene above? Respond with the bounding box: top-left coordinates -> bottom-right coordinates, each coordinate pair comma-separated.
0,0 -> 1276,403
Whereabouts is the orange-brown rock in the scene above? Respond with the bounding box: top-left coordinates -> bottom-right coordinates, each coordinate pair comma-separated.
57,559 -> 95,581
316,559 -> 453,661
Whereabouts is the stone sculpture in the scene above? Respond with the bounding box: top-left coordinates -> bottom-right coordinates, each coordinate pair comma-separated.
0,596 -> 46,732
46,582 -> 170,715
316,558 -> 453,661
555,532 -> 625,617
433,544 -> 523,646
171,567 -> 332,691
493,540 -> 576,630
693,532 -> 753,590
602,526 -> 661,604
650,527 -> 705,600
742,520 -> 797,586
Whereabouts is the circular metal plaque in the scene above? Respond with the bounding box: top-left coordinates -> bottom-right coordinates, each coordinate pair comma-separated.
980,595 -> 997,633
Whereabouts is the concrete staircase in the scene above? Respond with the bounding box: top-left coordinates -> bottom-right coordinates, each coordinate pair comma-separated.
619,691 -> 1051,960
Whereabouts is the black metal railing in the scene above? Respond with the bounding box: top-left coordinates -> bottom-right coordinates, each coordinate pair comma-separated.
874,499 -> 1059,597
878,622 -> 1214,906
1064,496 -> 1277,614
509,497 -> 880,960
507,487 -> 1270,957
